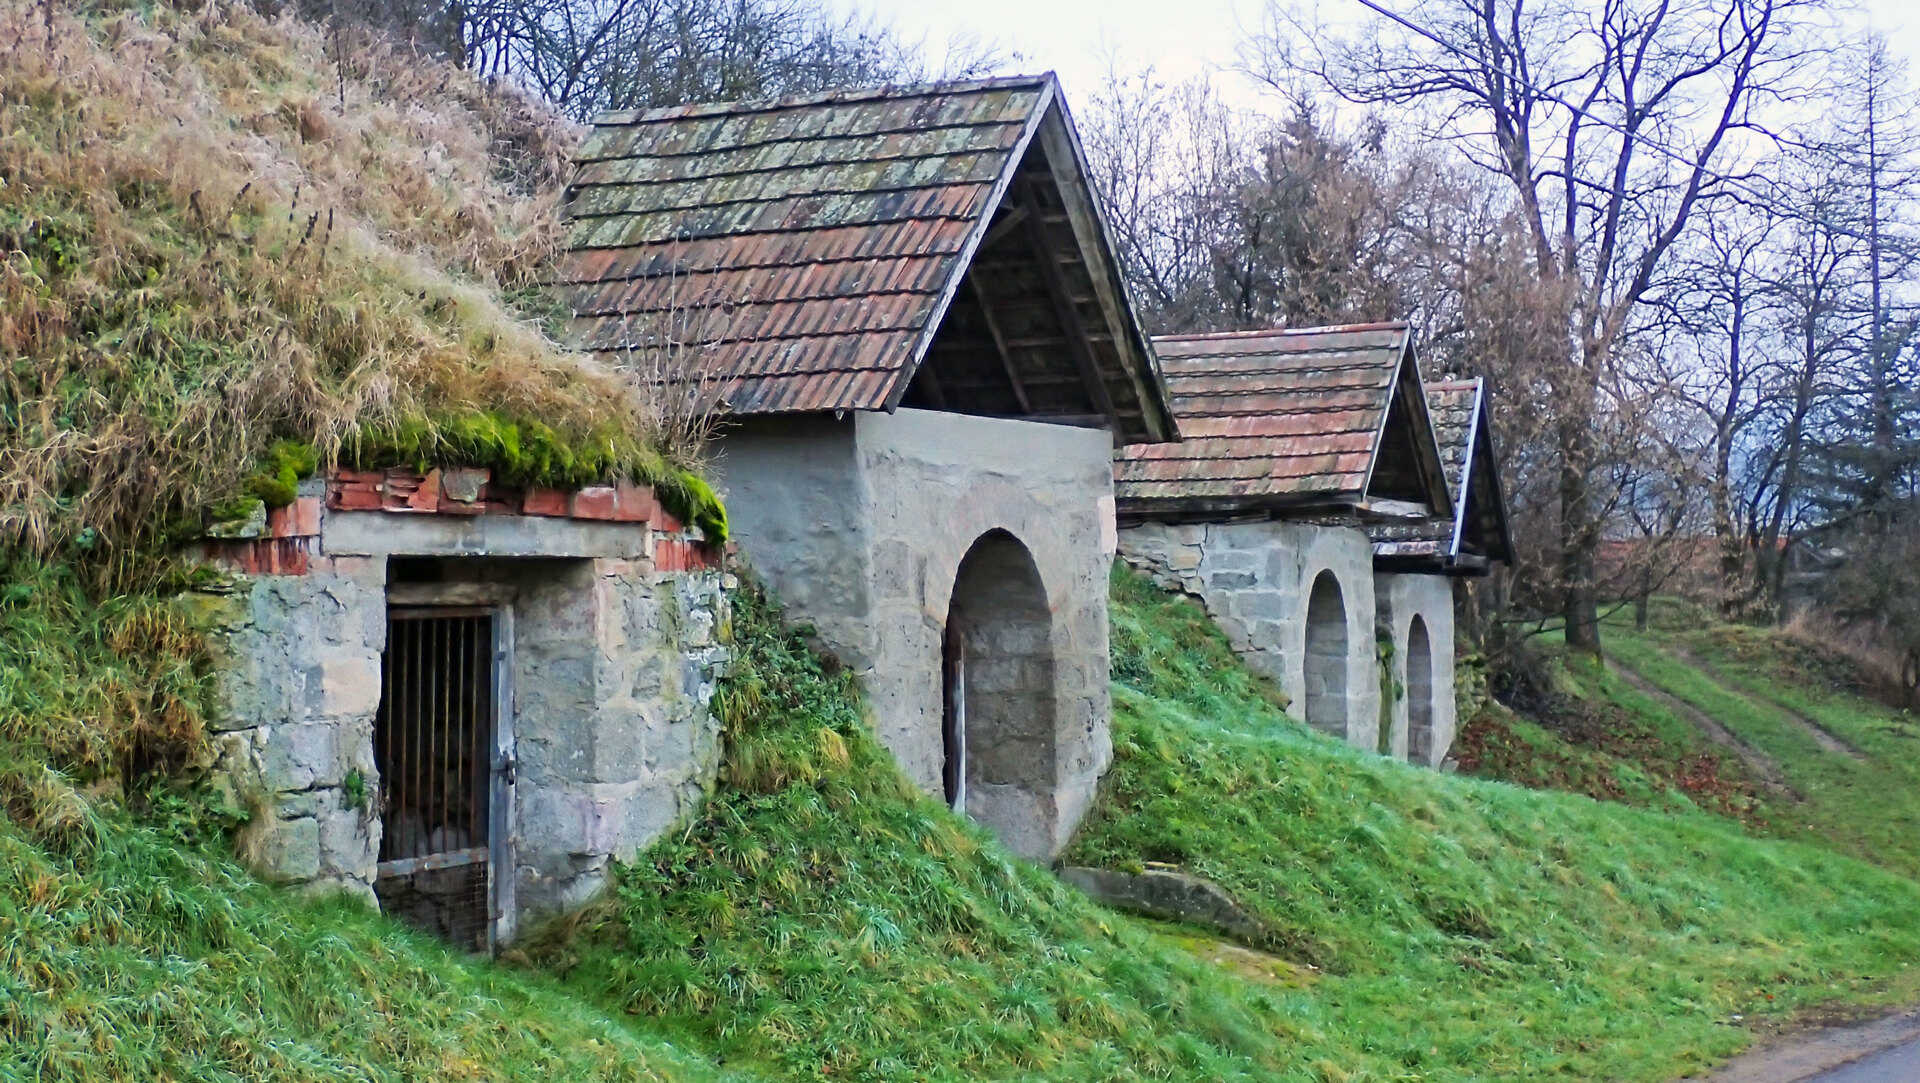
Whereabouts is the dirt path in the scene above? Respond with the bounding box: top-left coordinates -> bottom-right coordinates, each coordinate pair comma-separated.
1608,661 -> 1801,801
1700,1007 -> 1920,1081
1670,647 -> 1869,762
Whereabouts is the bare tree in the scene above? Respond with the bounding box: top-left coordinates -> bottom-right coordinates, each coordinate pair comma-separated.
1648,204 -> 1777,614
1253,0 -> 1823,657
1802,34 -> 1920,532
294,0 -> 1003,120
1750,160 -> 1857,607
1082,69 -> 1420,333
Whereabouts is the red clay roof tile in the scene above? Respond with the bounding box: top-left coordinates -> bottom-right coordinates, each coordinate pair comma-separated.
1115,323 -> 1414,511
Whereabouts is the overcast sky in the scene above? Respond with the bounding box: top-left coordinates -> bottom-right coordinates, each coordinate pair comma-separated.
857,0 -> 1920,115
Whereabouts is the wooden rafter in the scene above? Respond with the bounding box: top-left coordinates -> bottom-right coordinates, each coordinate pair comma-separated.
967,273 -> 1032,413
916,356 -> 950,409
979,203 -> 1031,253
1017,173 -> 1117,422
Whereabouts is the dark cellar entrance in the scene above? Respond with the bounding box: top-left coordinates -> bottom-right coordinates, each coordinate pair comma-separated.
941,530 -> 1057,846
373,607 -> 510,951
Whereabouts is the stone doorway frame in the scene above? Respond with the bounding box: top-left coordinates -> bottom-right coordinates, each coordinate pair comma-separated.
941,618 -> 967,812
374,585 -> 519,951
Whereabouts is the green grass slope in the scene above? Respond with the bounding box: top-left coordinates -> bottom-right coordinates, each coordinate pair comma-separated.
9,562 -> 1920,1080
0,807 -> 737,1083
1454,633 -> 1769,823
1065,568 -> 1920,1080
524,584 -> 1312,1081
1604,605 -> 1920,880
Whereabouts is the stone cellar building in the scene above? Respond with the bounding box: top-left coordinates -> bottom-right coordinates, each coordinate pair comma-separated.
1369,377 -> 1514,764
206,75 -> 1516,954
1113,322 -> 1487,765
551,75 -> 1178,860
202,471 -> 725,950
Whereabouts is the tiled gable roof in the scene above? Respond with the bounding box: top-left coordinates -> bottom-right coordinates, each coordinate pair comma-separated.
1371,378 -> 1514,570
553,75 -> 1172,441
1114,322 -> 1447,515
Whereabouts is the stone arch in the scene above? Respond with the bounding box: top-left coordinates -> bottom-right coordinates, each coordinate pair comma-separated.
1406,615 -> 1435,763
1303,569 -> 1349,737
942,529 -> 1057,847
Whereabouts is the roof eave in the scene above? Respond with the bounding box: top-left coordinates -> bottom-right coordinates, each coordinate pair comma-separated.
1357,328 -> 1452,518
1477,393 -> 1517,564
592,74 -> 1057,130
1033,94 -> 1178,443
1114,488 -> 1366,524
882,76 -> 1060,418
1446,379 -> 1482,559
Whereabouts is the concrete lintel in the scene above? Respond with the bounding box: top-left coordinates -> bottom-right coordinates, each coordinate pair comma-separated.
321,510 -> 651,560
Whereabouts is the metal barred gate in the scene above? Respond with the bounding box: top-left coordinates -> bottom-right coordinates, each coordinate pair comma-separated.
373,606 -> 514,951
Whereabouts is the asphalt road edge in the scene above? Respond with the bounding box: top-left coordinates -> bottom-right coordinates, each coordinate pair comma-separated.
1702,1008 -> 1920,1082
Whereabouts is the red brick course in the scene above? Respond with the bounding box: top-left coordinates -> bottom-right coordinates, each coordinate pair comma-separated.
614,482 -> 656,523
569,486 -> 618,521
213,468 -> 717,577
266,496 -> 323,539
202,537 -> 312,576
522,487 -> 569,517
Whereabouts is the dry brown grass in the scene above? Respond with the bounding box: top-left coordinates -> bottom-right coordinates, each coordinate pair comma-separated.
1779,608 -> 1913,709
0,0 -> 704,584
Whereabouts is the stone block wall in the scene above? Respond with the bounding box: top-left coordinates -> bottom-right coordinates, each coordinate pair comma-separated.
856,410 -> 1115,860
1375,571 -> 1457,766
1117,519 -> 1381,751
199,469 -> 727,938
715,408 -> 1116,860
436,558 -> 729,920
212,554 -> 388,904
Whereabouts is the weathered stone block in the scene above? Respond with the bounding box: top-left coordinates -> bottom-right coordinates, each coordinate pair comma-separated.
1059,865 -> 1273,947
317,806 -> 378,878
1231,591 -> 1291,621
440,467 -> 489,504
247,814 -> 321,882
304,656 -> 381,719
1203,547 -> 1260,571
262,721 -> 337,793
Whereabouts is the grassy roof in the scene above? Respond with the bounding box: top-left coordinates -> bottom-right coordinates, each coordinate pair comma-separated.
0,0 -> 716,583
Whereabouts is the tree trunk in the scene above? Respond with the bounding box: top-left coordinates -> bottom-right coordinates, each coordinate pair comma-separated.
1713,287 -> 1747,617
1558,462 -> 1603,654
1558,347 -> 1603,657
1712,472 -> 1744,618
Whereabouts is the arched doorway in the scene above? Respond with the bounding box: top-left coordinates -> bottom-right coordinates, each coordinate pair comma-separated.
1406,616 -> 1434,763
943,531 -> 1056,846
1303,570 -> 1348,737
